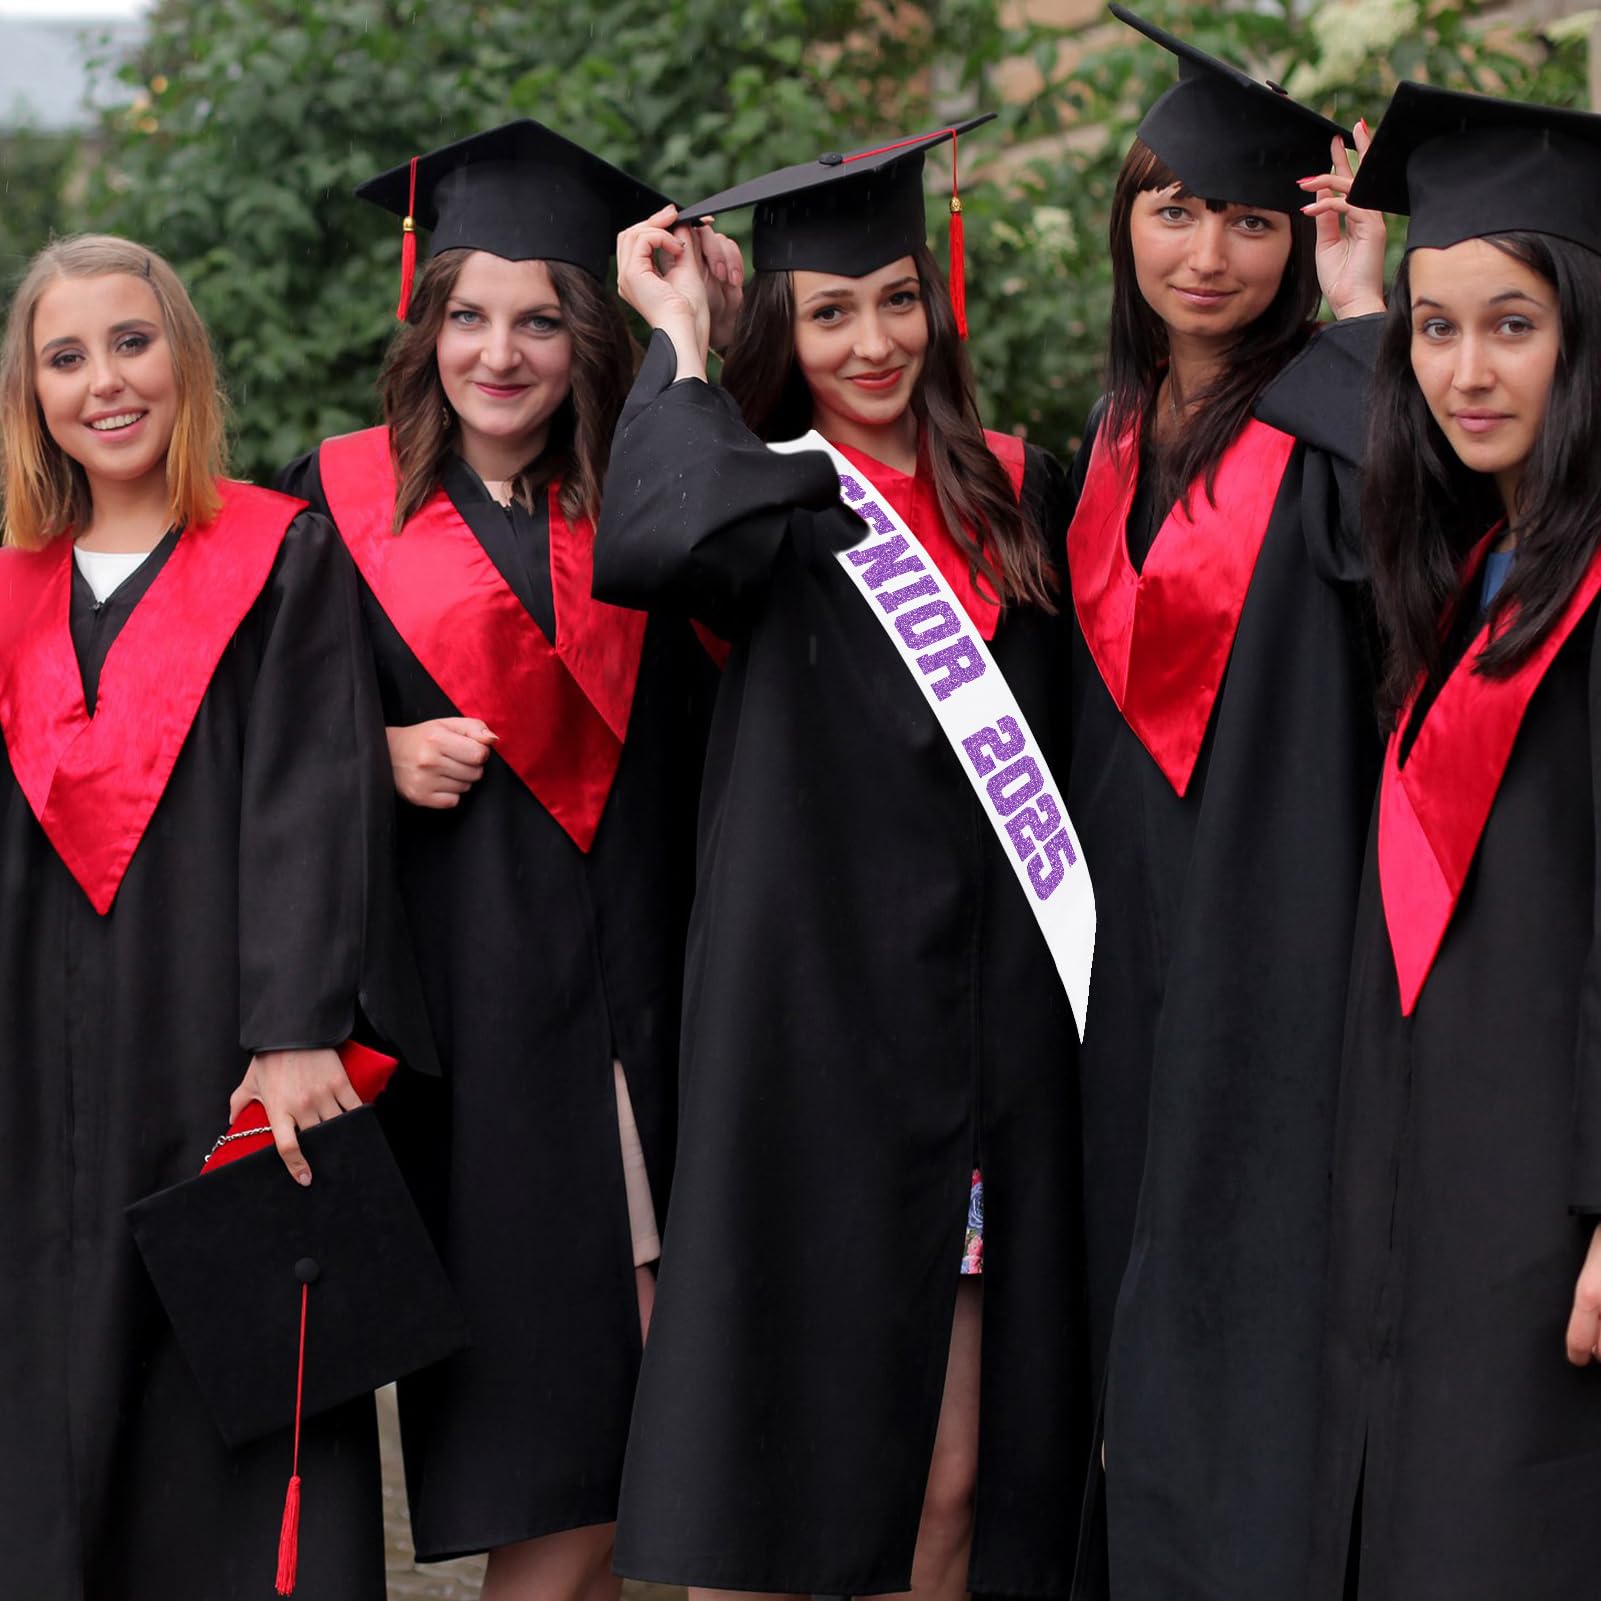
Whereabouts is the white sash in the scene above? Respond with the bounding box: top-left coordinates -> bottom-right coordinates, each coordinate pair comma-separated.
770,432 -> 1095,1039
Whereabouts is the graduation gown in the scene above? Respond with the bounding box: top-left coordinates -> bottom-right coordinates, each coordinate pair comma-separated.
0,487 -> 431,1601
592,332 -> 1086,1597
1065,318 -> 1383,1601
279,432 -> 713,1559
1308,537 -> 1601,1601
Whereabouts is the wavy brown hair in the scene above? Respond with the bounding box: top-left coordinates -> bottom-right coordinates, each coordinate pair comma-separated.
1102,138 -> 1319,511
380,247 -> 635,531
2,234 -> 225,549
721,243 -> 1055,612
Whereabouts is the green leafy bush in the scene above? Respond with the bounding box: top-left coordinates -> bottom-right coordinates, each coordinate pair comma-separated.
54,0 -> 1596,475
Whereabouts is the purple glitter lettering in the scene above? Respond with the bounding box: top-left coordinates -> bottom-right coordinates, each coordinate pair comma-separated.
917,638 -> 985,701
845,532 -> 922,586
1004,794 -> 1064,860
837,472 -> 867,504
894,599 -> 962,650
1029,829 -> 1077,899
876,574 -> 940,616
987,756 -> 1043,816
959,716 -> 1027,778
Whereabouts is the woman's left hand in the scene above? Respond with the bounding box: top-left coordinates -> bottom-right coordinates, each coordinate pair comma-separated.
1301,121 -> 1388,321
700,224 -> 746,355
1565,1221 -> 1601,1365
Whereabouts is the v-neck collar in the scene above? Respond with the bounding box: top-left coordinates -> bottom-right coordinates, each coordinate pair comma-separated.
1379,531 -> 1601,1014
1068,415 -> 1296,795
0,483 -> 296,911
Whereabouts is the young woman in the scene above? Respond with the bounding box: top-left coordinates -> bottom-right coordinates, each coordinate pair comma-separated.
277,121 -> 723,1601
1062,10 -> 1387,1598
0,234 -> 430,1599
1308,84 -> 1601,1601
596,123 -> 1086,1601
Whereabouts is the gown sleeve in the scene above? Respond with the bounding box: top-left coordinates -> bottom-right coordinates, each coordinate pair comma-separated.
1253,313 -> 1385,588
1569,602 -> 1601,1214
236,508 -> 435,1070
592,329 -> 856,634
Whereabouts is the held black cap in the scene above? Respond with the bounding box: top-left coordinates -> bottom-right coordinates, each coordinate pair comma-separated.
126,1105 -> 467,1449
1113,3 -> 1350,212
357,118 -> 671,317
673,115 -> 996,334
1345,80 -> 1601,255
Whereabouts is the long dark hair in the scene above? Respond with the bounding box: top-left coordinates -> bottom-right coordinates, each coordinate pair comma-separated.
379,247 -> 635,531
1103,138 -> 1319,510
721,243 -> 1056,612
1363,232 -> 1601,724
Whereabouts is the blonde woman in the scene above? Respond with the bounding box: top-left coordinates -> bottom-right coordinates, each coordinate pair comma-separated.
0,234 -> 429,1600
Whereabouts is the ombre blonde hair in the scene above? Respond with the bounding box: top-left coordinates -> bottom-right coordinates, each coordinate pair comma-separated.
1,235 -> 225,549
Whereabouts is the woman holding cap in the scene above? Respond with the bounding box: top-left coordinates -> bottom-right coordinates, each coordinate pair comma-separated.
1309,83 -> 1601,1600
0,234 -> 432,1599
598,121 -> 1087,1601
279,122 -> 727,1600
1062,9 -> 1387,1598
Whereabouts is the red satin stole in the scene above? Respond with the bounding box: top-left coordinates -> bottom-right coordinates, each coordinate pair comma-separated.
1068,418 -> 1296,796
1380,535 -> 1601,1016
0,480 -> 297,913
832,429 -> 1027,643
318,427 -> 645,852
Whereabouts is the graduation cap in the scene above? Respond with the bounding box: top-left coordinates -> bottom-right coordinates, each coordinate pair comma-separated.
674,114 -> 996,336
127,1050 -> 467,1595
1112,3 -> 1350,212
1344,80 -> 1601,255
357,118 -> 671,320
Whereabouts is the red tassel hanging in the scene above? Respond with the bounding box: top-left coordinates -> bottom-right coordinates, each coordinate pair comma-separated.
948,131 -> 968,340
395,155 -> 419,322
275,1275 -> 313,1596
274,1475 -> 302,1597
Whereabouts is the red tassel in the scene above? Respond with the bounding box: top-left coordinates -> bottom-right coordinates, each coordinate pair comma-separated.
949,198 -> 967,340
275,1279 -> 311,1595
395,154 -> 419,322
274,1474 -> 302,1596
948,131 -> 968,340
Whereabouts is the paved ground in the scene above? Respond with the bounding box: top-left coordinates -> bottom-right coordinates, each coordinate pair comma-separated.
379,1387 -> 685,1601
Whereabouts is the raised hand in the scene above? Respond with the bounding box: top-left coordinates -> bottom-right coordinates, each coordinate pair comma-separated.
700,224 -> 747,355
1300,121 -> 1388,321
616,204 -> 713,382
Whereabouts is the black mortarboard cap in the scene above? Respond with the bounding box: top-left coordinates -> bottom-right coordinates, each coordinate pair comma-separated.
1345,80 -> 1601,255
674,115 -> 996,331
1113,4 -> 1350,212
127,1106 -> 467,1449
357,119 -> 671,317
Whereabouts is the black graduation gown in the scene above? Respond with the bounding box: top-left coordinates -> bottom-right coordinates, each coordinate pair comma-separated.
1308,564 -> 1601,1601
0,504 -> 430,1601
279,444 -> 713,1559
1065,318 -> 1383,1601
592,332 -> 1086,1597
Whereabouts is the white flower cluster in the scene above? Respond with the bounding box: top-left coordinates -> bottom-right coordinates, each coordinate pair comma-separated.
1287,0 -> 1421,98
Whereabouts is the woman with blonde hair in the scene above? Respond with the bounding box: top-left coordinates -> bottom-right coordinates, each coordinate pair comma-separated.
0,233 -> 431,1599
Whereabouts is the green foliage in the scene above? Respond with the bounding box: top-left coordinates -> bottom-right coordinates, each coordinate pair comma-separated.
53,0 -> 1597,476
0,125 -> 81,299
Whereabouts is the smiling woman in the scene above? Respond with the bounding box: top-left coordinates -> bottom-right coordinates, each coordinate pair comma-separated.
2,238 -> 220,550
597,116 -> 1082,1601
0,234 -> 436,1601
275,120 -> 723,1601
